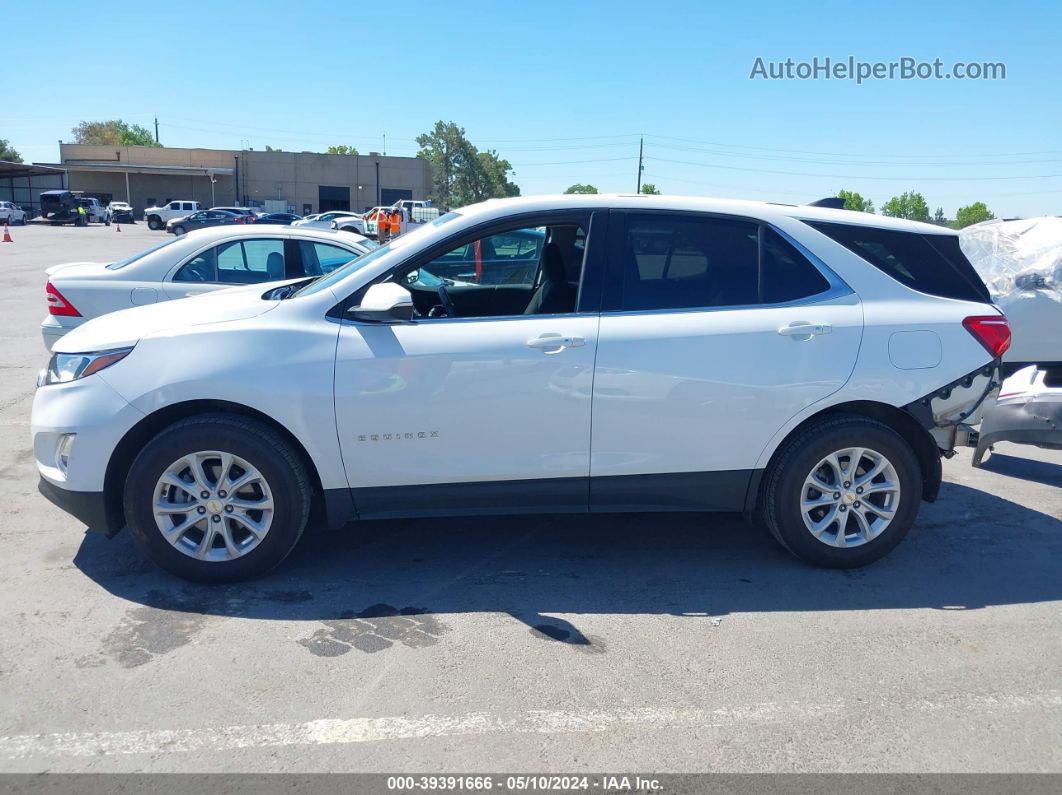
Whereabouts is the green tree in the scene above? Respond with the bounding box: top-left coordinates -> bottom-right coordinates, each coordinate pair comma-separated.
933,206 -> 947,225
0,138 -> 22,162
416,121 -> 477,210
837,189 -> 874,213
880,191 -> 930,222
72,120 -> 159,147
564,183 -> 599,194
458,150 -> 520,204
640,183 -> 661,195
264,145 -> 280,152
326,145 -> 359,155
952,201 -> 995,229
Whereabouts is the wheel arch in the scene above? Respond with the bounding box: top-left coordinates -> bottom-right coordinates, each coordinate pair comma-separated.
104,399 -> 337,534
747,400 -> 942,513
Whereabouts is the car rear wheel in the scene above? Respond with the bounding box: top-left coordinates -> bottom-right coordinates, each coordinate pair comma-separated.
124,414 -> 312,582
762,415 -> 922,568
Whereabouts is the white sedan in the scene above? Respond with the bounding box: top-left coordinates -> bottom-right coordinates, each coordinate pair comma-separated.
291,210 -> 365,233
41,225 -> 377,350
0,201 -> 28,225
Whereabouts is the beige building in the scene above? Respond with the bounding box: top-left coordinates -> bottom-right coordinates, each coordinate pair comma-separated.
47,144 -> 432,216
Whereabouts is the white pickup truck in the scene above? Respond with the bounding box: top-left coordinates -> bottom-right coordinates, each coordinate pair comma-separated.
77,197 -> 111,225
394,199 -> 440,223
144,200 -> 202,230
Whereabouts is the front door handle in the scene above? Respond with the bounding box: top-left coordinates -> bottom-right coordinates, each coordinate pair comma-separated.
527,334 -> 586,354
778,322 -> 832,338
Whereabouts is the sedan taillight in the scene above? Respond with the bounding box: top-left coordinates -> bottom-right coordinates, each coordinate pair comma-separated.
46,281 -> 81,317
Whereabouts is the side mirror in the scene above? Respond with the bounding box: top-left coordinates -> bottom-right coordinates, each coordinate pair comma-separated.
348,282 -> 414,323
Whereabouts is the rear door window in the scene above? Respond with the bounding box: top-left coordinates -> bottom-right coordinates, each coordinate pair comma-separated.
805,221 -> 990,302
613,214 -> 830,311
175,239 -> 286,284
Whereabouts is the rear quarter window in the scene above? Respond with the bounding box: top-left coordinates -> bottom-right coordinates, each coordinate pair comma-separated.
805,221 -> 990,303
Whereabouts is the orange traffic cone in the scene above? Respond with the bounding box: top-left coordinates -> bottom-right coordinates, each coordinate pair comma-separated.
2,223 -> 11,243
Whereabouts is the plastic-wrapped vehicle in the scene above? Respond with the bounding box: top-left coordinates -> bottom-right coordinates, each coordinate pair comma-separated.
959,217 -> 1062,463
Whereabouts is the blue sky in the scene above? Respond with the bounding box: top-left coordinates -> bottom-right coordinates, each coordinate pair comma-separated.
6,1 -> 1060,217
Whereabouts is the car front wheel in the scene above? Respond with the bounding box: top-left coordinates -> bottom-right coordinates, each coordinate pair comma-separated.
172,225 -> 185,236
124,414 -> 312,582
762,415 -> 923,568
147,215 -> 161,230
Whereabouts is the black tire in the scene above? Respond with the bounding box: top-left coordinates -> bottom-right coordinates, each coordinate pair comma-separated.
762,415 -> 923,568
172,225 -> 185,236
124,414 -> 312,583
147,215 -> 161,230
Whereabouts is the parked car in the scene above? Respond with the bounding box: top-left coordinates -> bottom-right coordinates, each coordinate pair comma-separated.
332,215 -> 370,235
211,207 -> 259,223
167,209 -> 243,235
255,213 -> 303,225
0,200 -> 28,225
291,211 -> 363,230
108,201 -> 136,224
77,197 -> 111,225
144,200 -> 202,230
39,190 -> 87,225
32,194 -> 1008,582
40,226 -> 377,349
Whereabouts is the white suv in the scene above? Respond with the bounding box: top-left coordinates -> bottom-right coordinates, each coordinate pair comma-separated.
31,194 -> 1009,582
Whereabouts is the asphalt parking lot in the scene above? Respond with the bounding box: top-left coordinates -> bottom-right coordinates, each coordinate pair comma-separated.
0,223 -> 1059,773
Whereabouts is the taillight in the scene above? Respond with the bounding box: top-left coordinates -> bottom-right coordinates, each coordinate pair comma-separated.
46,281 -> 81,317
963,315 -> 1011,358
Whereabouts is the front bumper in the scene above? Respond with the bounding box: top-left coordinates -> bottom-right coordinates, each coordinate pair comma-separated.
38,477 -> 120,535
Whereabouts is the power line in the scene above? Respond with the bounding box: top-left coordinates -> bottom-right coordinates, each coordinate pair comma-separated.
644,133 -> 1062,159
649,141 -> 1062,168
510,156 -> 639,167
645,156 -> 1062,182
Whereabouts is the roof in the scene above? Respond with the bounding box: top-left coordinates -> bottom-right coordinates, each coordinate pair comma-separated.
458,193 -> 955,235
38,161 -> 233,177
0,160 -> 66,179
177,223 -> 369,244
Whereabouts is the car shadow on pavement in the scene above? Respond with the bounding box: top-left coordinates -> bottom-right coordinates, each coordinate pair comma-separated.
976,453 -> 1062,488
72,480 -> 1061,647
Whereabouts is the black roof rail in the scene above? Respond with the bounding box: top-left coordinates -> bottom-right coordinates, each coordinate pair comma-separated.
807,197 -> 846,209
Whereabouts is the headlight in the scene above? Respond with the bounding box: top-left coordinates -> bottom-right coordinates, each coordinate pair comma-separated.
41,347 -> 133,386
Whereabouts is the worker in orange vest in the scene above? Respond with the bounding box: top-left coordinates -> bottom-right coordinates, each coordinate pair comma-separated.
388,208 -> 402,239
375,208 -> 389,243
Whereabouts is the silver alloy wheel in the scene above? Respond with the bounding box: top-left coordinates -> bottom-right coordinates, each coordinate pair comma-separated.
153,450 -> 274,562
799,446 -> 900,548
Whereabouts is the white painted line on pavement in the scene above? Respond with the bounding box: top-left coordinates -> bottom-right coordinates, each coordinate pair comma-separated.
1,692 -> 1058,759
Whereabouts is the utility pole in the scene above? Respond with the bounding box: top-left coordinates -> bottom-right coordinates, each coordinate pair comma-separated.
154,116 -> 159,144
383,133 -> 386,157
636,136 -> 644,193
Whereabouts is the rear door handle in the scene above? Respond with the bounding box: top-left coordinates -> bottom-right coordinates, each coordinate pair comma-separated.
527,334 -> 586,354
778,322 -> 832,338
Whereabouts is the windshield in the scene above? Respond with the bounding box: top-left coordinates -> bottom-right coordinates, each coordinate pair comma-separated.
106,238 -> 180,270
295,211 -> 463,298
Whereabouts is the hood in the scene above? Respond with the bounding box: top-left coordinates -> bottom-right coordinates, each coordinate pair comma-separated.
53,283 -> 282,353
46,261 -> 111,278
